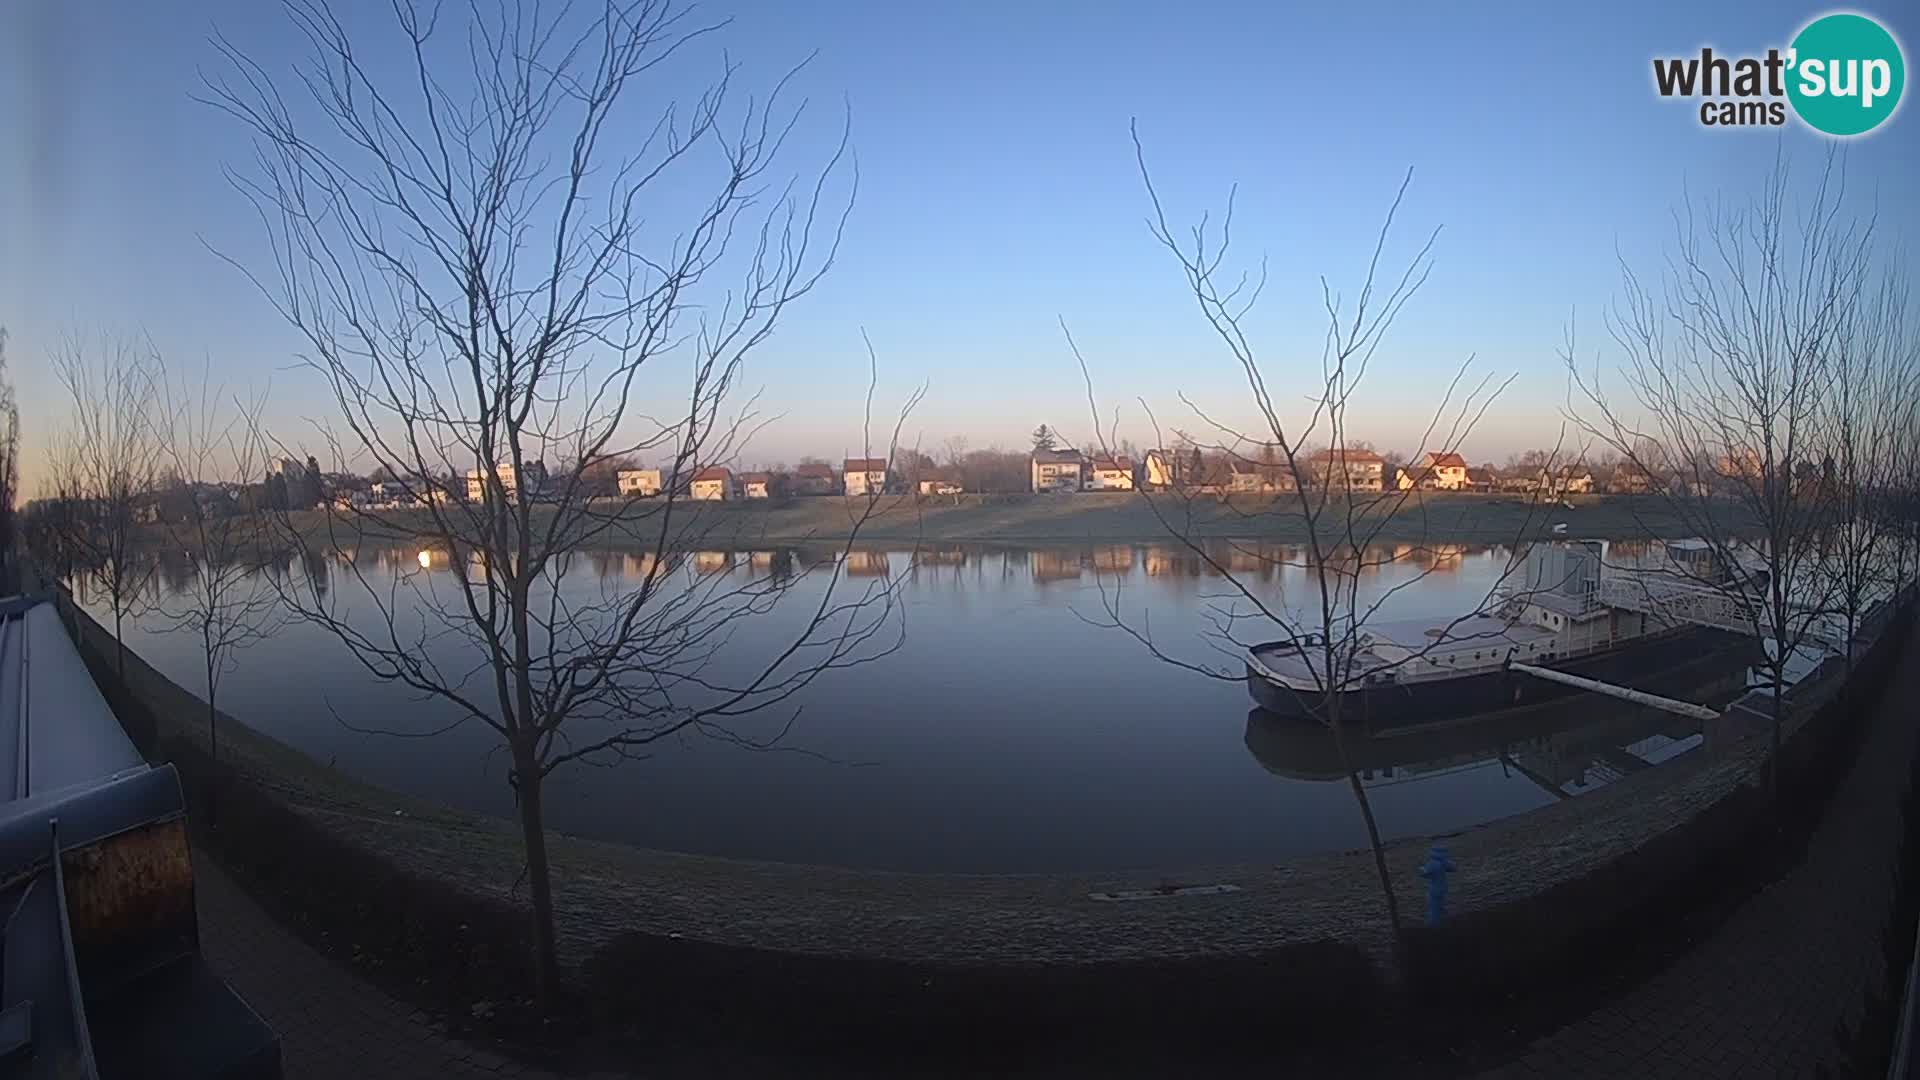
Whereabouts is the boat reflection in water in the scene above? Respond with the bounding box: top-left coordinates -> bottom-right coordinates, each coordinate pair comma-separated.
1244,649 -> 1756,800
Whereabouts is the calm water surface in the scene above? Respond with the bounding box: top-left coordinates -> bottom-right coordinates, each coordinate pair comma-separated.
91,540 -> 1748,872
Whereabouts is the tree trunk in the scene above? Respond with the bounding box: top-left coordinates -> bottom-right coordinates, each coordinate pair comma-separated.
1767,670 -> 1783,800
1330,710 -> 1403,966
205,682 -> 221,828
514,754 -> 561,1010
114,607 -> 126,680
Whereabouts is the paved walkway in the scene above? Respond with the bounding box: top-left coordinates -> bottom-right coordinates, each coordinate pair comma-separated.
1477,626 -> 1920,1079
195,856 -> 573,1080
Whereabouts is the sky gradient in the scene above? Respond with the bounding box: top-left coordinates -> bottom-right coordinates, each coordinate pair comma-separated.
4,0 -> 1916,492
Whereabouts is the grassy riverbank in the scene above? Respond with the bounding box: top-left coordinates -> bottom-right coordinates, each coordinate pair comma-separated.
272,491 -> 1754,551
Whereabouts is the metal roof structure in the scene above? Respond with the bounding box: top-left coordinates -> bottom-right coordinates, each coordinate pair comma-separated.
0,594 -> 280,1079
1,597 -> 144,802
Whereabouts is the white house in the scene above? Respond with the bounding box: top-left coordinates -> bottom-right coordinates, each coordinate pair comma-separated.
1539,466 -> 1595,496
617,468 -> 662,497
1397,452 -> 1469,491
368,479 -> 451,508
1143,449 -> 1180,489
843,458 -> 888,497
690,466 -> 734,501
917,473 -> 963,496
1030,448 -> 1085,492
1087,456 -> 1135,491
739,472 -> 773,499
1309,448 -> 1385,492
466,461 -> 547,503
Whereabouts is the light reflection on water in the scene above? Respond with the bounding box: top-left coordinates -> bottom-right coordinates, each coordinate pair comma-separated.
85,540 -> 1760,873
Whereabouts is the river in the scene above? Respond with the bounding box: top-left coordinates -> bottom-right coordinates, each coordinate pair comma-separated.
82,539 -> 1756,873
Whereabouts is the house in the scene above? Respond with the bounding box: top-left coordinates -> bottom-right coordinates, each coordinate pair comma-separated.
1228,461 -> 1264,493
792,463 -> 837,495
617,468 -> 662,497
1463,467 -> 1497,493
1308,447 -> 1385,492
1609,463 -> 1653,494
1225,458 -> 1299,494
917,472 -> 963,496
843,458 -> 888,497
368,479 -> 449,508
1539,466 -> 1594,496
739,472 -> 773,499
1087,456 -> 1135,491
1143,449 -> 1182,489
1498,470 -> 1540,493
690,466 -> 734,501
1030,448 -> 1086,493
465,461 -> 548,503
1397,452 -> 1470,491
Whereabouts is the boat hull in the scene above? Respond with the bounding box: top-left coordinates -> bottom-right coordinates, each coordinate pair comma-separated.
1246,626 -> 1756,730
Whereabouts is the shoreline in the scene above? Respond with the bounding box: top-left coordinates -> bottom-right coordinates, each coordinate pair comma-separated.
242,491 -> 1756,553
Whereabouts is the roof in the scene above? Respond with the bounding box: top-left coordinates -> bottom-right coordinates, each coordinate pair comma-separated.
2,597 -> 144,801
616,466 -> 659,476
1419,452 -> 1468,469
843,458 -> 888,472
1465,467 -> 1497,484
1031,448 -> 1085,464
1090,456 -> 1133,471
691,466 -> 732,482
738,472 -> 771,484
794,463 -> 835,478
1309,447 -> 1384,464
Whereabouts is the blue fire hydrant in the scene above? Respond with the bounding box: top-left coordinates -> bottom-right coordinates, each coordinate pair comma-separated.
1419,845 -> 1455,926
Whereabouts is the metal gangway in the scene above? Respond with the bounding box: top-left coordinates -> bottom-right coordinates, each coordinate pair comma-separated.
1596,573 -> 1849,649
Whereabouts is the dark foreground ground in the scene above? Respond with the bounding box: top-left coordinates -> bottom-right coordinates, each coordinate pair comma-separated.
193,615 -> 1920,1078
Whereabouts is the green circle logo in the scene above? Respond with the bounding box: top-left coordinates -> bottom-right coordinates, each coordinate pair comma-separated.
1787,13 -> 1905,136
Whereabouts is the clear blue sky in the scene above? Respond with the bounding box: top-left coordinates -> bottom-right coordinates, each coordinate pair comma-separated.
4,0 -> 1915,489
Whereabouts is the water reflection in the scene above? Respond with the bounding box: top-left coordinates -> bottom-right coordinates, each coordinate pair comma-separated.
92,537 -> 1791,872
1244,653 -> 1753,797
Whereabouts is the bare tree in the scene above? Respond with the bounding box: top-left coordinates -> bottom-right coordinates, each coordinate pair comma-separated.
0,329 -> 18,593
1566,154 -> 1869,794
1074,124 -> 1553,961
204,0 -> 916,1005
48,331 -> 168,676
1818,264 -> 1916,669
156,366 -> 281,773
940,434 -> 970,469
